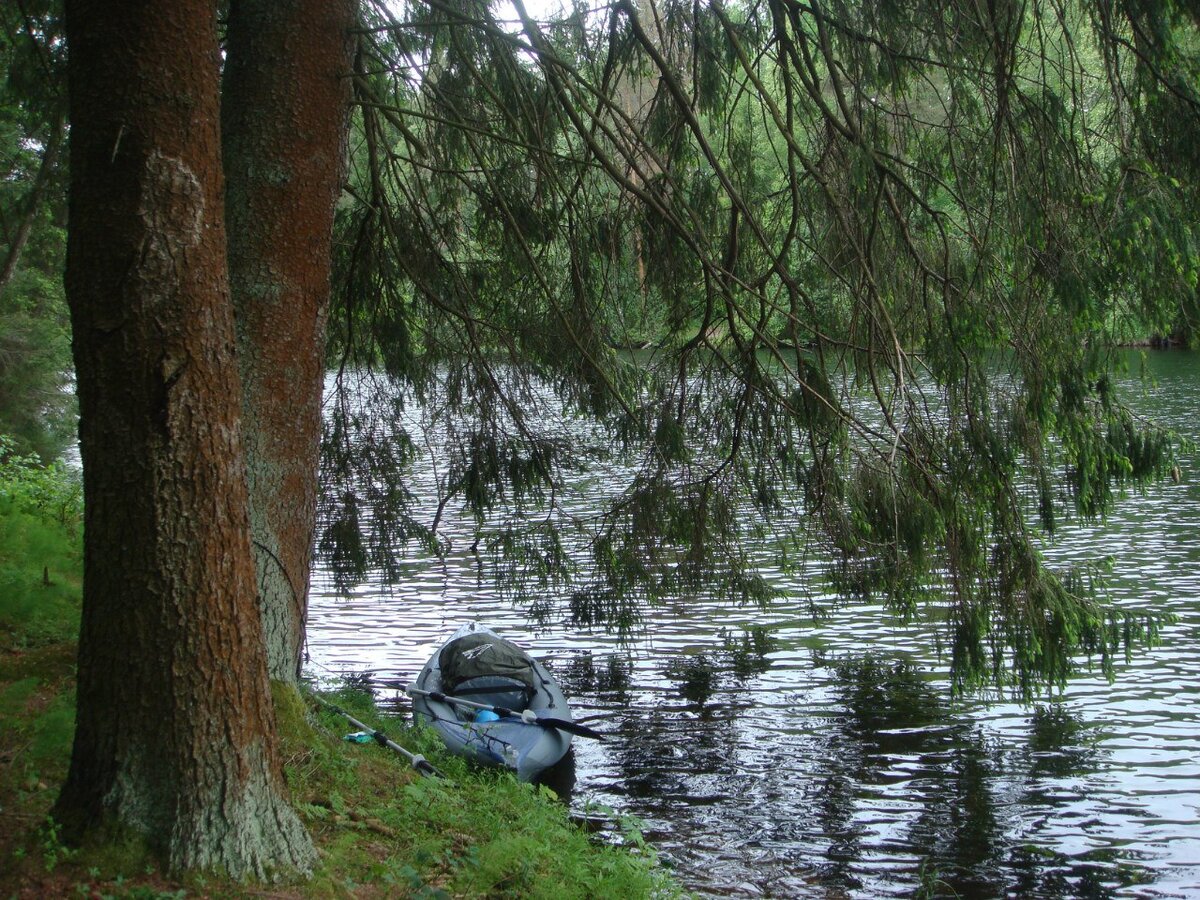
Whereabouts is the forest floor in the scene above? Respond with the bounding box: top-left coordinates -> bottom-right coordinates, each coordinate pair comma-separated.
0,497 -> 677,899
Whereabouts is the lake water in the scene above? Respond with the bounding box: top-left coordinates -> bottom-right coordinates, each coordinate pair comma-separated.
306,350 -> 1200,898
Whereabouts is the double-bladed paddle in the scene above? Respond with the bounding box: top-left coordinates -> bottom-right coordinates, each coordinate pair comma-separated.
317,697 -> 444,778
405,685 -> 605,740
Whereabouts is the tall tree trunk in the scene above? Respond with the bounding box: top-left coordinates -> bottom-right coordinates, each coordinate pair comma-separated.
55,0 -> 313,876
222,0 -> 355,681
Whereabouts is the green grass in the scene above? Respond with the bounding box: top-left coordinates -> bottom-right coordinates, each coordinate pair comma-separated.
0,458 -> 680,898
0,498 -> 82,648
292,687 -> 674,898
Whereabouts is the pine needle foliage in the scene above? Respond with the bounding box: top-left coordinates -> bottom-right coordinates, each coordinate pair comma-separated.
320,0 -> 1198,696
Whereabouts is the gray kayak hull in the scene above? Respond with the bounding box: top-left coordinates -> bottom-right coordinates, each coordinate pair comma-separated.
411,623 -> 573,781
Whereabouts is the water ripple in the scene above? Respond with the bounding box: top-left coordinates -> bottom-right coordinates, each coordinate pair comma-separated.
308,351 -> 1200,898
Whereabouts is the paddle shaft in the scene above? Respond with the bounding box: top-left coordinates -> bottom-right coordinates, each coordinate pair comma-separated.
406,685 -> 604,740
320,700 -> 443,778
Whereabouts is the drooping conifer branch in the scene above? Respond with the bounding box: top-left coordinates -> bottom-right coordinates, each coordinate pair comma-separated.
321,0 -> 1196,695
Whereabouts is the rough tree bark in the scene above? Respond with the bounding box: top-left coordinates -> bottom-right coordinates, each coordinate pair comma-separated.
55,0 -> 313,876
222,0 -> 355,681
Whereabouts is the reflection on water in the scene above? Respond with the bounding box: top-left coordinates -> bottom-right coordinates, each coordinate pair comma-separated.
557,652 -> 633,702
307,351 -> 1200,897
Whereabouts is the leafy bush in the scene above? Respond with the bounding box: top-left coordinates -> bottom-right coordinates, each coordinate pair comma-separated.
0,434 -> 81,529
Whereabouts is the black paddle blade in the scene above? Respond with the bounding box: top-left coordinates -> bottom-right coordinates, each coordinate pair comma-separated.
504,714 -> 605,740
547,718 -> 606,740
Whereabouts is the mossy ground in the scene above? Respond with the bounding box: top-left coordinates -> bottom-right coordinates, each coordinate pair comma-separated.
0,494 -> 678,898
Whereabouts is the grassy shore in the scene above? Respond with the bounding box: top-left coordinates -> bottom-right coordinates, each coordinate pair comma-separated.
0,452 -> 678,898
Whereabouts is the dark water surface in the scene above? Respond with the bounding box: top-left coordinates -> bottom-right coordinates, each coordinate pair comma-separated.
307,351 -> 1200,898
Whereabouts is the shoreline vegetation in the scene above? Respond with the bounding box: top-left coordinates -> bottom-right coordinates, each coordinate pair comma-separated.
0,449 -> 679,898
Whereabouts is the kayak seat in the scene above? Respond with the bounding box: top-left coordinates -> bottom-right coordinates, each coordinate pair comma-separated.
448,675 -> 534,719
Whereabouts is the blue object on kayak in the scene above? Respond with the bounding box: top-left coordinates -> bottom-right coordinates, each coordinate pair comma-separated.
475,709 -> 501,723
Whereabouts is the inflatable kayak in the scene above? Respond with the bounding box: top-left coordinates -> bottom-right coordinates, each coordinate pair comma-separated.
408,623 -> 574,781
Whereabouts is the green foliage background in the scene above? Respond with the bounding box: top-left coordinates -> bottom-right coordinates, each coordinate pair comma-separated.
0,0 -> 72,462
2,0 -> 1198,694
